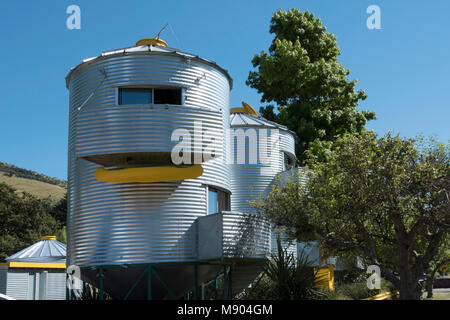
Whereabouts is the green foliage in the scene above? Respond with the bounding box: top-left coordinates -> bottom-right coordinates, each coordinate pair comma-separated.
56,226 -> 67,244
255,132 -> 449,299
75,282 -> 112,300
0,161 -> 66,188
337,282 -> 379,300
0,182 -> 63,261
243,238 -> 322,300
247,8 -> 375,164
49,192 -> 67,225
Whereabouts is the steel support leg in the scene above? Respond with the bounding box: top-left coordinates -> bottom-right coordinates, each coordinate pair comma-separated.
99,268 -> 104,300
228,266 -> 232,299
193,263 -> 198,300
147,266 -> 152,300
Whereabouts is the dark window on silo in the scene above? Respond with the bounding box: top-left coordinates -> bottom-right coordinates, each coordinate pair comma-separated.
154,88 -> 182,105
208,187 -> 230,215
284,152 -> 294,170
119,88 -> 152,105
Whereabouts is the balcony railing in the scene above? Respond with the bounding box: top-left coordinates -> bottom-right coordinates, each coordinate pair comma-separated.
196,211 -> 271,261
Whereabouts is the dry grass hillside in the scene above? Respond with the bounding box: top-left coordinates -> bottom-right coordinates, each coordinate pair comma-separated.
0,162 -> 66,201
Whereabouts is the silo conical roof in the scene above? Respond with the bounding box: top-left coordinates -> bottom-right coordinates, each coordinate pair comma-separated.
6,236 -> 66,264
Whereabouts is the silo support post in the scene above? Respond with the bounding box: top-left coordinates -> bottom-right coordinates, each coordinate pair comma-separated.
99,268 -> 104,300
223,265 -> 227,299
194,263 -> 199,300
228,266 -> 232,299
147,266 -> 152,300
150,267 -> 176,299
124,268 -> 148,300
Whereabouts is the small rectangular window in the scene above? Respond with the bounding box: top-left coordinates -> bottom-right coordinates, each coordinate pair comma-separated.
284,152 -> 294,170
118,88 -> 182,105
208,187 -> 230,215
119,88 -> 152,105
208,189 -> 219,215
154,88 -> 182,105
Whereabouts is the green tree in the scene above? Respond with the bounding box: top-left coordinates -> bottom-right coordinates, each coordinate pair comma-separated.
247,8 -> 375,163
254,132 -> 449,300
56,226 -> 67,244
0,183 -> 61,260
424,237 -> 449,298
50,192 -> 67,225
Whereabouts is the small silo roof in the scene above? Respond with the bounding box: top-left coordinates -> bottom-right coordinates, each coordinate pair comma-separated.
229,101 -> 294,135
6,236 -> 66,264
230,112 -> 297,138
65,39 -> 233,89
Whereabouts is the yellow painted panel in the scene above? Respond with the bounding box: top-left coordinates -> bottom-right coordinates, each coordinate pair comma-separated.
40,236 -> 56,240
315,267 -> 330,288
230,101 -> 258,117
328,264 -> 335,291
363,292 -> 395,300
95,165 -> 203,183
241,102 -> 258,116
7,262 -> 66,269
230,107 -> 246,114
315,265 -> 335,291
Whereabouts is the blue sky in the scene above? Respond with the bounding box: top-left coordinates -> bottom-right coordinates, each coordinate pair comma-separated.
0,0 -> 448,180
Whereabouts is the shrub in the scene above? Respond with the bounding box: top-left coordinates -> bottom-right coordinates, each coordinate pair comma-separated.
336,282 -> 380,300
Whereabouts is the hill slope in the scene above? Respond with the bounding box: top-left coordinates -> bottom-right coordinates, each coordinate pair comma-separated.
0,162 -> 66,200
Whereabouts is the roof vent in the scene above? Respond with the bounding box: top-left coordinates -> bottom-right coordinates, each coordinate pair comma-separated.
136,38 -> 168,47
40,236 -> 56,241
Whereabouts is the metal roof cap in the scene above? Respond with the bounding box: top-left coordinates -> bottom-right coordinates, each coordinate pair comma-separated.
6,237 -> 66,264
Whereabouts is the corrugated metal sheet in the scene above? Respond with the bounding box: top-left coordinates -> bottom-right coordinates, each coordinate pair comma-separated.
0,268 -> 7,294
222,211 -> 271,259
229,112 -> 297,259
66,44 -> 233,90
6,270 -> 28,300
298,242 -> 321,266
6,239 -> 66,264
46,271 -> 66,300
67,46 -> 231,267
197,211 -> 271,260
229,113 -> 296,215
271,228 -> 298,260
75,105 -> 223,160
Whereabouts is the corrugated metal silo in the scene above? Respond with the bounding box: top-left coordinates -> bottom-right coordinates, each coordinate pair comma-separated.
229,104 -> 298,258
66,38 -> 270,299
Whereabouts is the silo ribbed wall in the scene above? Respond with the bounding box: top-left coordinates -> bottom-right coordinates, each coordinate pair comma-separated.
229,116 -> 297,259
67,50 -> 231,267
229,126 -> 295,215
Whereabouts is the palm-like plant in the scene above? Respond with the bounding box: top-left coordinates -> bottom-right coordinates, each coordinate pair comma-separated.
244,237 -> 322,300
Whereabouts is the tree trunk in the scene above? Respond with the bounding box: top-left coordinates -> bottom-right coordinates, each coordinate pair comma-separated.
398,277 -> 422,299
426,265 -> 442,299
426,275 -> 434,299
397,241 -> 422,299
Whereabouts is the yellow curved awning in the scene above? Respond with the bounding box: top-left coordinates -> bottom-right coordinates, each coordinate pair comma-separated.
230,101 -> 258,117
95,165 -> 203,183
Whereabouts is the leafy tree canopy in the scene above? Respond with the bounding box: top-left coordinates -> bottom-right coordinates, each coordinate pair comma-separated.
247,8 -> 376,163
254,132 -> 449,299
0,183 -> 62,261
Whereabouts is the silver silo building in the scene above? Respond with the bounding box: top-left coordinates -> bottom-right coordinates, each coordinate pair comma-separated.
66,38 -> 270,299
0,236 -> 67,300
229,103 -> 298,258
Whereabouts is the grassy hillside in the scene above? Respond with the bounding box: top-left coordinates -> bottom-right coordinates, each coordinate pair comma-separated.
0,162 -> 66,200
